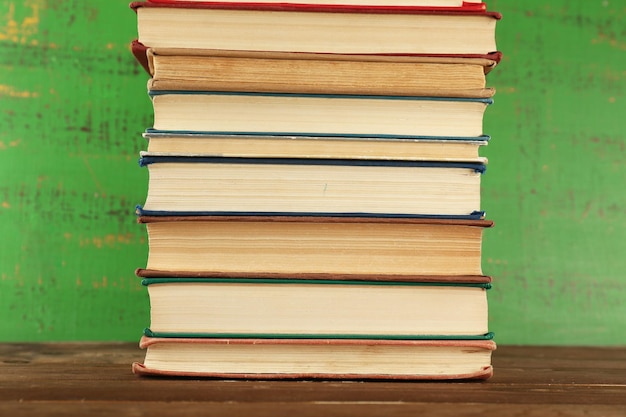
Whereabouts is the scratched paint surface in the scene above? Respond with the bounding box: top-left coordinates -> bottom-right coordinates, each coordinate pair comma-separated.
1,2 -> 625,344
0,1 -> 152,341
483,1 -> 626,345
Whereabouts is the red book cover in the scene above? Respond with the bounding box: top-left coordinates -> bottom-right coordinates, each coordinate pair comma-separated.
134,267 -> 493,284
145,0 -> 487,7
131,39 -> 151,74
133,336 -> 496,380
129,2 -> 500,56
130,1 -> 501,17
129,39 -> 503,76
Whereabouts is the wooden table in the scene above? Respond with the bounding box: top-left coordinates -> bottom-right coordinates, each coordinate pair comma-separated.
1,343 -> 625,416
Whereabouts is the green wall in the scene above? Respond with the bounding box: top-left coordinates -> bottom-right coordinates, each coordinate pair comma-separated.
0,1 -> 149,341
1,1 -> 624,344
484,1 -> 626,345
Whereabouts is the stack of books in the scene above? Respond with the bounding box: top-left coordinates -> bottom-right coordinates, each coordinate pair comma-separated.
129,0 -> 501,380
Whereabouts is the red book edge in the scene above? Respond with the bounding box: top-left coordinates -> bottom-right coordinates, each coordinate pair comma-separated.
131,39 -> 151,74
132,336 -> 496,380
129,1 -> 501,18
130,39 -> 502,75
143,0 -> 487,11
136,214 -> 495,228
135,268 -> 493,284
132,362 -> 494,380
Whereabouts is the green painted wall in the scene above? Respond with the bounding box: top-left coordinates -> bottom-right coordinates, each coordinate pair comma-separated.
0,1 -> 150,341
483,0 -> 626,345
1,1 -> 624,344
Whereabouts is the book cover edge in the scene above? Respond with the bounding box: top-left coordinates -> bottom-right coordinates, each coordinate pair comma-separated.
130,1 -> 501,19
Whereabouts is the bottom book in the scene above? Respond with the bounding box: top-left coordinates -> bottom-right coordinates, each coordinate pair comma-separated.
133,337 -> 496,380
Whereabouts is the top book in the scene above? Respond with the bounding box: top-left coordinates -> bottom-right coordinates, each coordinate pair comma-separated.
130,2 -> 500,55
144,0 -> 486,8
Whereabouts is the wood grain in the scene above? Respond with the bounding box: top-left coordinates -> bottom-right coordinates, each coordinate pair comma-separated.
0,343 -> 625,416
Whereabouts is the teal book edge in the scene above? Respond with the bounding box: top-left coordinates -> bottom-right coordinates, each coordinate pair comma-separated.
142,328 -> 496,341
142,279 -> 493,341
141,277 -> 492,289
147,92 -> 493,139
143,129 -> 492,143
148,90 -> 495,105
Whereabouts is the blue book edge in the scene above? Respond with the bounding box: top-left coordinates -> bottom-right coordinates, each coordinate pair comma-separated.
141,277 -> 492,289
137,155 -> 487,173
134,206 -> 486,220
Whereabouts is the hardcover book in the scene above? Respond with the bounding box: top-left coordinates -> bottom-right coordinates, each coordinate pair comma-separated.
137,155 -> 486,218
137,215 -> 493,277
132,42 -> 500,98
133,336 -> 496,380
131,2 -> 500,55
142,131 -> 490,163
141,277 -> 492,338
148,91 -> 493,138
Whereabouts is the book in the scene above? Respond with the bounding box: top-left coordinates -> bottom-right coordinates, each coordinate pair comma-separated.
136,215 -> 493,277
137,156 -> 486,218
141,277 -> 492,338
131,2 -> 500,55
132,43 -> 499,98
142,131 -> 490,163
148,91 -> 493,138
133,336 -> 496,380
144,0 -> 486,9
129,0 -> 500,384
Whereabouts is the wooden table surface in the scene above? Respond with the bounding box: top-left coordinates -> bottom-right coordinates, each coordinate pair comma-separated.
1,343 -> 625,416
